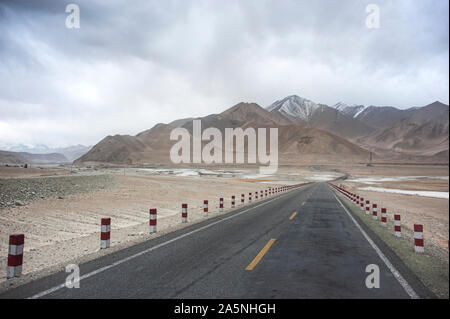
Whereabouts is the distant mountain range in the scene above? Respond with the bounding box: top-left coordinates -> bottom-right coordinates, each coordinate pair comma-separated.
0,144 -> 92,163
0,150 -> 69,165
266,96 -> 448,160
43,94 -> 445,166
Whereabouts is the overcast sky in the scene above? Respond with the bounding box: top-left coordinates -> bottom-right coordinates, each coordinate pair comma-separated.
0,0 -> 448,147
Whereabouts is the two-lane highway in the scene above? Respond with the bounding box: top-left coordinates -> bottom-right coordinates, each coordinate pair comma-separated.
0,183 -> 422,298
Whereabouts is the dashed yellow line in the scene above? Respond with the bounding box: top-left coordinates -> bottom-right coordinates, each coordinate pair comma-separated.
245,239 -> 276,270
289,212 -> 297,220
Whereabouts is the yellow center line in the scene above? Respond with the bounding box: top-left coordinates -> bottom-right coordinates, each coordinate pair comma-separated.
245,238 -> 276,271
289,211 -> 297,220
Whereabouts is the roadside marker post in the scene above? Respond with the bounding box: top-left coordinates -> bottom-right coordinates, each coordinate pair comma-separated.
365,200 -> 370,215
372,203 -> 378,220
203,200 -> 209,217
7,234 -> 24,279
255,191 -> 258,200
414,224 -> 424,253
100,218 -> 111,249
241,194 -> 245,206
219,198 -> 224,212
149,209 -> 157,233
381,208 -> 387,226
231,196 -> 235,208
360,197 -> 364,211
249,193 -> 252,203
182,203 -> 188,223
394,214 -> 401,237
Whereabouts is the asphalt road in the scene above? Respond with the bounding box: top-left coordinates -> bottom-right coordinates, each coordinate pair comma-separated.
1,182 -> 426,299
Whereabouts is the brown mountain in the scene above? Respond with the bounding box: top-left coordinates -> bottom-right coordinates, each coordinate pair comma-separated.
353,105 -> 416,129
76,102 -> 371,165
354,101 -> 449,160
276,125 -> 370,164
268,96 -> 448,162
182,102 -> 292,133
266,95 -> 374,139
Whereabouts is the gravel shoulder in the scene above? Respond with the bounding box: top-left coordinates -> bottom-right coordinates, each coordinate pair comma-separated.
0,175 -> 115,208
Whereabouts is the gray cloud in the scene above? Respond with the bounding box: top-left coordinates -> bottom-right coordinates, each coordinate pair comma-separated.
0,0 -> 448,147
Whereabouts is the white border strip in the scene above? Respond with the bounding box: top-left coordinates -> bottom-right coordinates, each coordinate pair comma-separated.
28,186 -> 308,299
332,192 -> 420,299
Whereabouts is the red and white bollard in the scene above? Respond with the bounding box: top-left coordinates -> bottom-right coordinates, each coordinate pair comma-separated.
255,191 -> 258,200
182,203 -> 188,223
219,198 -> 224,212
248,192 -> 252,203
231,196 -> 235,208
414,224 -> 424,253
365,200 -> 370,215
203,200 -> 208,217
149,208 -> 157,233
241,194 -> 245,205
356,196 -> 360,206
372,203 -> 378,220
381,208 -> 387,226
394,214 -> 401,237
7,234 -> 24,279
260,190 -> 263,199
265,190 -> 268,197
360,197 -> 364,211
101,218 -> 111,249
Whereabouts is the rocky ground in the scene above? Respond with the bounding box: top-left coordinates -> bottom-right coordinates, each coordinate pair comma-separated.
0,175 -> 115,208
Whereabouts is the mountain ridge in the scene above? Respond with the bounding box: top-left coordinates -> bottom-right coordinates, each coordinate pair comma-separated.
76,97 -> 449,165
76,102 -> 372,165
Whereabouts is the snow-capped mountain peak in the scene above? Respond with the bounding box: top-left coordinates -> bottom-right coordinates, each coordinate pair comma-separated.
352,105 -> 368,118
332,102 -> 367,118
267,95 -> 319,122
333,102 -> 357,110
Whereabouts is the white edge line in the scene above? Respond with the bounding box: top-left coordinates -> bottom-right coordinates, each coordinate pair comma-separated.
28,186 -> 307,299
332,190 -> 420,299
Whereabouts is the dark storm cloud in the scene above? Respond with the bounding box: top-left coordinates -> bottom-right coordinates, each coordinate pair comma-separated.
0,0 -> 448,147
